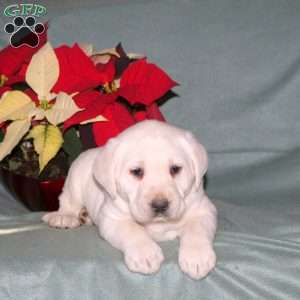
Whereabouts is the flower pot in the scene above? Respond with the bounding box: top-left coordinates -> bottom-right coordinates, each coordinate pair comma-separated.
0,167 -> 64,211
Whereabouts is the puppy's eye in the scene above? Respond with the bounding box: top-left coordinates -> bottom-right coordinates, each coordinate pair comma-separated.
170,165 -> 182,177
130,167 -> 144,179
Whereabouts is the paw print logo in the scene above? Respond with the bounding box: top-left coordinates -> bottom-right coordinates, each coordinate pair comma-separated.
4,16 -> 45,48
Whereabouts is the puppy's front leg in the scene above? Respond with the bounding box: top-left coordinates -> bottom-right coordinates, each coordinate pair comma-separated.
179,198 -> 217,280
99,218 -> 164,275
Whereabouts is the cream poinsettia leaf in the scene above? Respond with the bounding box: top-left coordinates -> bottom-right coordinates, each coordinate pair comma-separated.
0,91 -> 35,123
45,92 -> 82,126
79,115 -> 107,125
127,52 -> 146,59
93,47 -> 120,58
114,79 -> 120,89
0,119 -> 31,161
27,124 -> 63,172
44,92 -> 57,101
91,45 -> 145,64
28,107 -> 46,121
91,47 -> 121,65
25,42 -> 60,100
91,54 -> 111,65
78,43 -> 94,56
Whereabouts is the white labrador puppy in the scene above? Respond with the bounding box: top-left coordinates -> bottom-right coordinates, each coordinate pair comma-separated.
43,120 -> 217,280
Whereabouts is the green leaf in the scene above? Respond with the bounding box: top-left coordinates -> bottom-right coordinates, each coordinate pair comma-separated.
63,127 -> 82,164
0,131 -> 4,143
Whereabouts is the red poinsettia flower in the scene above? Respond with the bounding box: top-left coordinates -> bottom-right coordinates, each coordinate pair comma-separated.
118,58 -> 178,106
92,102 -> 136,146
0,25 -> 48,88
64,90 -> 137,146
64,57 -> 176,146
64,90 -> 117,130
134,102 -> 166,122
51,44 -> 113,94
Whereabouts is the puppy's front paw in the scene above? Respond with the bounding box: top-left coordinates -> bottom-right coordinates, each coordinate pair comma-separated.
43,212 -> 80,229
124,240 -> 164,275
179,244 -> 216,280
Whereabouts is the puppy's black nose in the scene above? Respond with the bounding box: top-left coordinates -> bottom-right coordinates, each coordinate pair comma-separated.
151,199 -> 169,214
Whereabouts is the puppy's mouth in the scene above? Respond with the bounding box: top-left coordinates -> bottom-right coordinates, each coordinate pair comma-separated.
134,212 -> 170,225
151,209 -> 185,223
152,213 -> 169,223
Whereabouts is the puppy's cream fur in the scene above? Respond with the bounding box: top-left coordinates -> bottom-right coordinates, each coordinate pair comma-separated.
43,120 -> 217,280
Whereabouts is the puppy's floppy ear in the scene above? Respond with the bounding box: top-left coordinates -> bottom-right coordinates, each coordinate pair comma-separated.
93,138 -> 120,199
181,131 -> 208,190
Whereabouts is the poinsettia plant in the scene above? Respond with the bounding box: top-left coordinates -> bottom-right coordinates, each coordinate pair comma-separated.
0,29 -> 177,180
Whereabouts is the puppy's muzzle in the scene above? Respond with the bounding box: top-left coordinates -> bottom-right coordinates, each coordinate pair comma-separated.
151,198 -> 169,215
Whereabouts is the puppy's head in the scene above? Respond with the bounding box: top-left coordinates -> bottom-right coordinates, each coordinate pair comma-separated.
93,120 -> 208,224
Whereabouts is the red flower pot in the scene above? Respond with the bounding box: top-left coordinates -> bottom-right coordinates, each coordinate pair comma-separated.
0,167 -> 64,211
